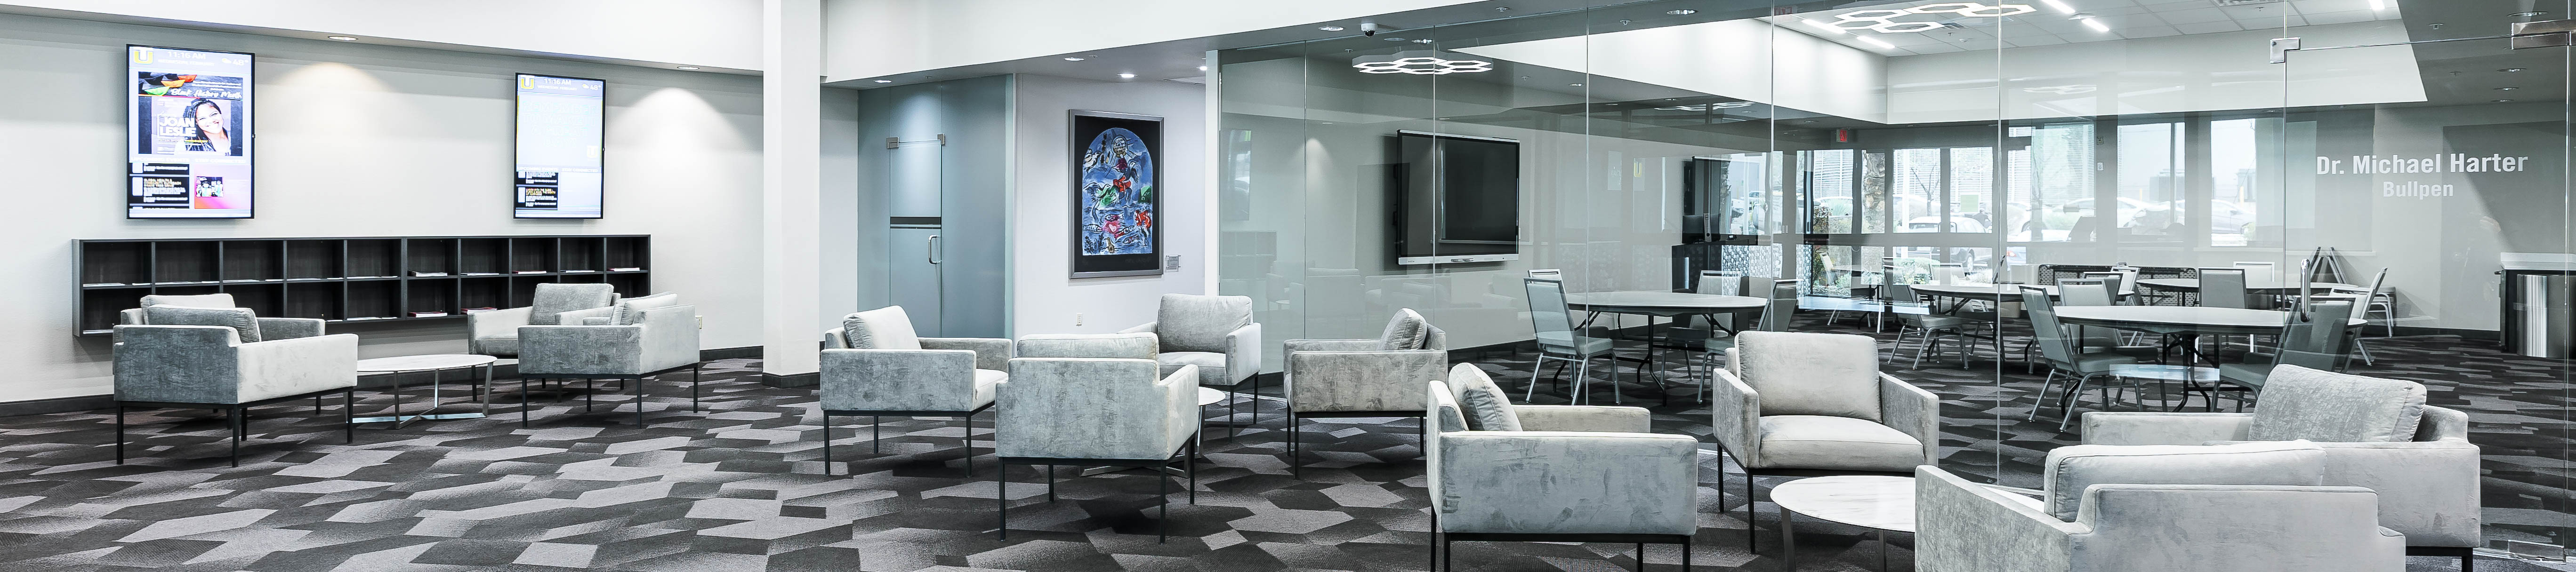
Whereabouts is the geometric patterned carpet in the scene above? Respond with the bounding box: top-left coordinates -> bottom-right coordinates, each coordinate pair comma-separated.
0,314 -> 2557,571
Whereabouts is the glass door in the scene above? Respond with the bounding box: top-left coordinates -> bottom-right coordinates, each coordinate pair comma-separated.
2284,28 -> 2571,553
885,136 -> 944,337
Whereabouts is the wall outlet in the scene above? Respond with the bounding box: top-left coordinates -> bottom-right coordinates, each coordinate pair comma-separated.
1075,313 -> 1084,326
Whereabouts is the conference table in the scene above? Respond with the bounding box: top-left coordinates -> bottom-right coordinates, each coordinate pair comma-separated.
2134,278 -> 2365,294
1562,291 -> 1769,403
2052,306 -> 2370,367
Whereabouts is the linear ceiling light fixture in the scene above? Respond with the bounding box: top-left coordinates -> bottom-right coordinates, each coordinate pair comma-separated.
2039,0 -> 2072,13
2078,14 -> 2109,32
1351,50 -> 1494,74
1827,3 -> 2035,33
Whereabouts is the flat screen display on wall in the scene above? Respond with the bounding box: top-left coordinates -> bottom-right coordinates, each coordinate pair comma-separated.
127,45 -> 254,219
514,74 -> 605,219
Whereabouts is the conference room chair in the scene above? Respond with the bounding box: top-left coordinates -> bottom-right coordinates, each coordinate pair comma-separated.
2078,271 -> 2132,303
1882,282 -> 1981,368
814,304 -> 1012,476
1522,277 -> 1618,404
113,303 -> 358,467
1121,294 -> 1263,431
992,333 -> 1198,543
1916,441 -> 2406,572
514,292 -> 700,427
1425,366 -> 1696,571
2212,302 -> 2354,408
1282,309 -> 1449,477
1708,331 -> 1938,551
467,282 -> 619,358
2022,287 -> 2154,429
2310,269 -> 2392,364
2082,365 -> 2479,570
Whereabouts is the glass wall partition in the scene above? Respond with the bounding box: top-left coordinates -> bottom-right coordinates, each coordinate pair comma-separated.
1218,0 -> 2573,560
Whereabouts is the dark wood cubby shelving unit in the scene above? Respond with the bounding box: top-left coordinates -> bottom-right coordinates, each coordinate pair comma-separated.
75,235 -> 651,337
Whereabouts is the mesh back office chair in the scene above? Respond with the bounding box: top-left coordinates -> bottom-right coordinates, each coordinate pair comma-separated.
2022,287 -> 2152,428
1522,278 -> 1616,404
2217,302 -> 2356,409
2311,269 -> 2391,364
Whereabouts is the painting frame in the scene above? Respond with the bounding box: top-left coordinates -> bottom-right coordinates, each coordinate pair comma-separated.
1070,110 -> 1165,278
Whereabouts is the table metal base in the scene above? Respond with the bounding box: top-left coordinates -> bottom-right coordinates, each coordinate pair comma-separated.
353,365 -> 491,428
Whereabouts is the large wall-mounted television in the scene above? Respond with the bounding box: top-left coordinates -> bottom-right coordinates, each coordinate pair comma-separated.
514,73 -> 605,219
128,45 -> 254,219
1392,130 -> 1521,265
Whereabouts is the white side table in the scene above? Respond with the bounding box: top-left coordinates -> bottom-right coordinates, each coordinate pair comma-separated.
1772,475 -> 2044,571
353,354 -> 498,427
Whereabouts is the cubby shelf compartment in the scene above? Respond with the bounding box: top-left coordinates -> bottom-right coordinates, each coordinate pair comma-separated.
75,235 -> 649,336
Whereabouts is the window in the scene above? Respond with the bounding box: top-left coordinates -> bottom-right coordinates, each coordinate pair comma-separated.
2116,122 -> 2187,238
1804,150 -> 1854,234
2208,118 -> 2266,246
1892,148 -> 1941,232
2023,122 -> 2093,242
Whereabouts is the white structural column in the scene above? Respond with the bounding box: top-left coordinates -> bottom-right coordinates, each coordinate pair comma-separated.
761,0 -> 823,385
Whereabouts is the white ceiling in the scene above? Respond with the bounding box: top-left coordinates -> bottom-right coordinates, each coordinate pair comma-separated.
1770,0 -> 2404,56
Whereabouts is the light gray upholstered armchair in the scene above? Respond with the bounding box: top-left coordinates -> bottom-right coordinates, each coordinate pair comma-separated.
466,283 -> 619,358
1708,330 -> 1939,551
113,302 -> 358,468
514,291 -> 700,427
1121,294 -> 1262,426
992,333 -> 1200,543
816,305 -> 1011,477
2082,365 -> 2478,570
1916,441 -> 2407,572
1282,308 -> 1449,477
1425,365 -> 1699,571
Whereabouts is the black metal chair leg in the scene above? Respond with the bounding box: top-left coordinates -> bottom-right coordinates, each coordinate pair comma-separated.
1429,511 -> 1438,571
1046,465 -> 1056,502
1636,543 -> 1644,571
692,364 -> 702,413
1289,411 -> 1301,478
821,413 -> 834,476
996,461 -> 1008,540
1158,461 -> 1169,544
634,376 -> 646,427
586,379 -> 595,412
873,416 -> 882,454
1187,437 -> 1198,503
344,389 -> 355,443
114,405 -> 125,464
521,378 -> 531,427
228,406 -> 243,468
962,416 -> 974,477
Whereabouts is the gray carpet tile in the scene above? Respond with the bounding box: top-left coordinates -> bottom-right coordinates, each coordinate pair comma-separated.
0,315 -> 2560,571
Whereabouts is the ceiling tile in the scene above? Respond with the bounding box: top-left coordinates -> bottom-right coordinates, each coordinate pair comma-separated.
2119,24 -> 2184,38
2007,34 -> 2072,47
2289,0 -> 2377,14
2174,20 -> 2247,34
2299,9 -> 2376,25
2156,8 -> 2230,24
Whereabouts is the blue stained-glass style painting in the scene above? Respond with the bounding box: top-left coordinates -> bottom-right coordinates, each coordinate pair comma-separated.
1079,127 -> 1154,255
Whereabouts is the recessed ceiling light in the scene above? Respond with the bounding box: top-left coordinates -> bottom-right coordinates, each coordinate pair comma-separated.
677,66 -> 700,70
2501,68 -> 2527,72
1064,57 -> 1086,61
873,79 -> 893,83
1569,83 -> 1584,87
2511,11 -> 2546,18
325,36 -> 358,41
1352,50 -> 1494,75
1494,6 -> 1510,11
1666,9 -> 1696,16
2497,99 -> 2516,102
1198,65 -> 1208,71
1320,25 -> 1345,31
1118,73 -> 1136,79
1383,37 -> 1409,41
2497,87 -> 2520,90
1413,39 -> 1435,43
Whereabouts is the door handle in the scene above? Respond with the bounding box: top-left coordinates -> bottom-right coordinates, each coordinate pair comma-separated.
927,235 -> 941,264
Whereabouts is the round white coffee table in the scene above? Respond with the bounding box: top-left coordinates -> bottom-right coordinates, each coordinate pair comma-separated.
1198,387 -> 1226,406
353,354 -> 498,427
1772,476 -> 1913,571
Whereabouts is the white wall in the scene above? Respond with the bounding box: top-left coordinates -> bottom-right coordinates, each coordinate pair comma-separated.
0,0 -> 761,70
1010,74 -> 1209,334
822,0 -> 1484,82
0,14 -> 765,403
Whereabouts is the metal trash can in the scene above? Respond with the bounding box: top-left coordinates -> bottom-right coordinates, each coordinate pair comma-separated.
2517,274 -> 2575,358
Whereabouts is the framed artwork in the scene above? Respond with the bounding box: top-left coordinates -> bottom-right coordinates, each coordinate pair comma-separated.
1071,110 -> 1163,278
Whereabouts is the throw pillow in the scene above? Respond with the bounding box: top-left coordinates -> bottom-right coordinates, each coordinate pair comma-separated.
142,305 -> 262,342
615,292 -> 681,325
1448,363 -> 1521,431
2247,365 -> 2427,443
2042,440 -> 2324,522
528,283 -> 617,326
841,306 -> 923,350
1377,308 -> 1431,350
1155,294 -> 1251,353
140,293 -> 237,310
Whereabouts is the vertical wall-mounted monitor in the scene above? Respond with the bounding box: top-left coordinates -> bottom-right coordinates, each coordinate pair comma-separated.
128,45 -> 254,219
514,74 -> 605,218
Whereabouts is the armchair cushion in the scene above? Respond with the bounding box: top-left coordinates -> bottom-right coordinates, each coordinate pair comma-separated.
1732,331 -> 1882,421
2081,412 -> 2255,445
841,306 -> 923,350
1157,351 -> 1227,387
1377,308 -> 1432,350
256,317 -> 325,340
1154,294 -> 1251,353
140,293 -> 235,309
1755,415 -> 1921,472
1448,364 -> 1520,431
1512,405 -> 1650,433
560,306 -> 617,326
1018,333 -> 1157,359
144,305 -> 260,342
528,283 -> 617,326
2042,440 -> 2324,522
615,292 -> 681,325
2248,365 -> 2425,443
